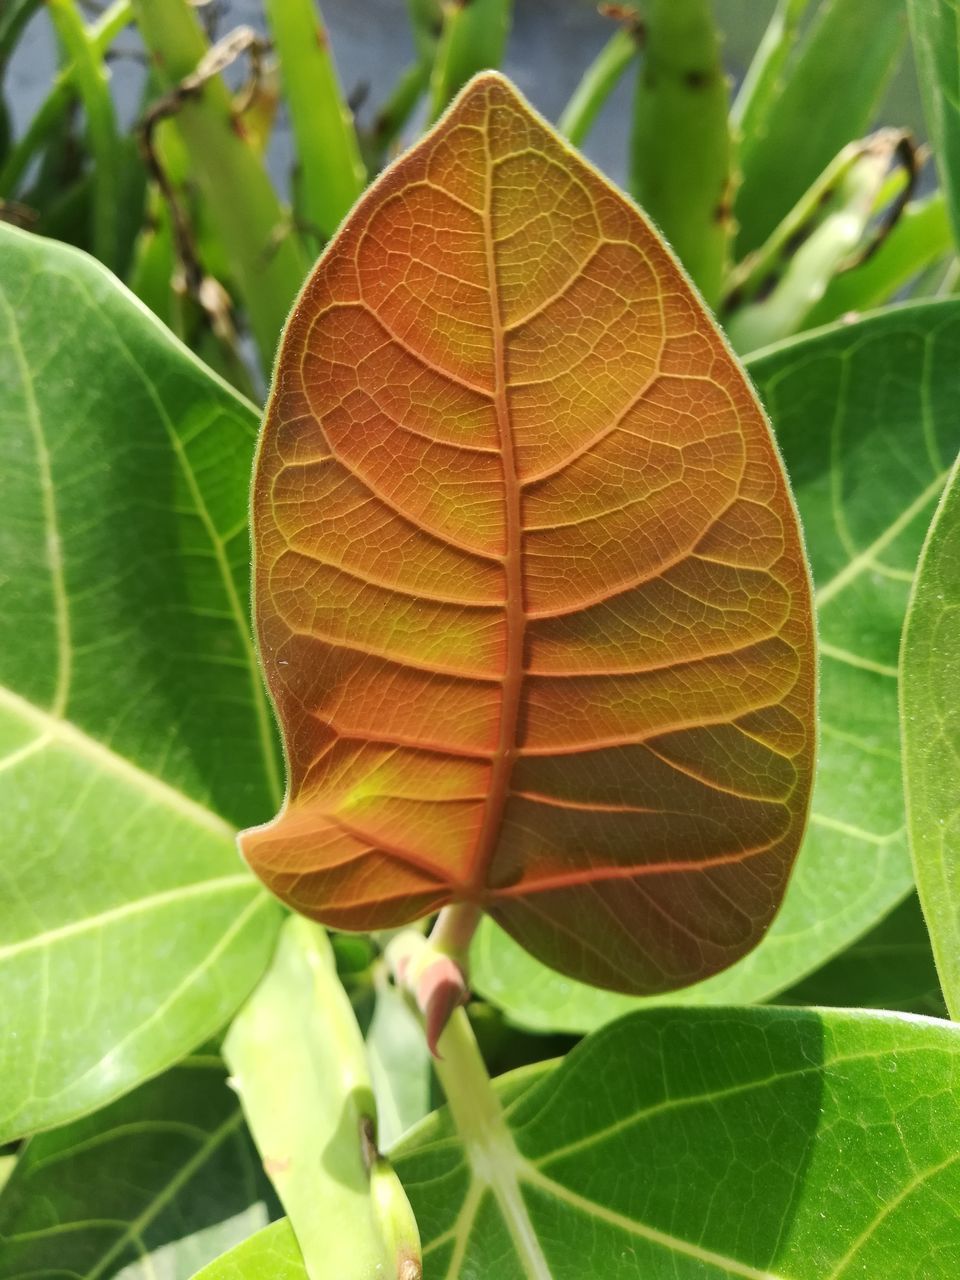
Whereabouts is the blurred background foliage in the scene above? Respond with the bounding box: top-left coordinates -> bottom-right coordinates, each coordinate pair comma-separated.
1,0 -> 954,401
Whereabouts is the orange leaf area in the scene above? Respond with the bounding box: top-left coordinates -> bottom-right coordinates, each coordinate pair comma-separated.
241,73 -> 816,993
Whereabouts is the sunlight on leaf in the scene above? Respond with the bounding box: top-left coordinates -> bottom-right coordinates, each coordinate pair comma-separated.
394,1008 -> 960,1278
240,72 -> 816,997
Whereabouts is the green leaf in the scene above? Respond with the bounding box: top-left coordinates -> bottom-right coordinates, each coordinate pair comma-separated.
628,0 -> 732,305
902,447 -> 960,1018
0,1056 -> 271,1279
735,0 -> 908,256
193,1221 -> 306,1280
224,919 -> 421,1280
778,893 -> 947,1015
0,224 -> 282,1141
395,1007 -> 960,1277
472,301 -> 960,1032
908,0 -> 960,249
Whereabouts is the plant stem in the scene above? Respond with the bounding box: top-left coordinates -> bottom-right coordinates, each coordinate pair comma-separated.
389,930 -> 551,1278
558,24 -> 640,147
132,0 -> 309,374
0,1 -> 132,198
430,901 -> 482,966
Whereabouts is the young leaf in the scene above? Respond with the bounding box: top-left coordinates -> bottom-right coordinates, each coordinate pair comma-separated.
0,1057 -> 270,1279
735,0 -> 908,256
471,300 -> 960,1033
908,0 -> 960,247
224,918 -> 421,1280
901,448 -> 960,1018
0,224 -> 281,1142
628,0 -> 733,305
241,73 -> 816,996
395,1008 -> 960,1278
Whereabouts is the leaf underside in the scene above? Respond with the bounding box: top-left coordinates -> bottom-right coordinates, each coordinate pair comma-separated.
241,73 -> 816,994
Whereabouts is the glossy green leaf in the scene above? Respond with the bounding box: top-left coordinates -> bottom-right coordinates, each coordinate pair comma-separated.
779,893 -> 946,1016
735,0 -> 908,256
0,1056 -> 270,1279
472,301 -> 960,1032
909,0 -> 960,248
0,224 -> 282,1141
902,448 -> 960,1017
224,918 -> 421,1280
395,1008 -> 960,1277
193,1221 -> 307,1280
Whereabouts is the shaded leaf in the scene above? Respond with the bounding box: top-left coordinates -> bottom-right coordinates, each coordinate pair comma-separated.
395,1007 -> 960,1277
0,225 -> 282,1141
472,301 -> 960,1031
901,447 -> 960,1017
0,1057 -> 271,1279
779,893 -> 946,1016
241,73 -> 816,996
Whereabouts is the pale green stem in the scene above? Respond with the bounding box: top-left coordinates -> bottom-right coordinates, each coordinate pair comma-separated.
389,929 -> 551,1278
44,0 -> 127,269
558,25 -> 640,147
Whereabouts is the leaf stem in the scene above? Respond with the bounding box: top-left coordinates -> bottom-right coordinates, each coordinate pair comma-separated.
389,930 -> 551,1278
430,901 -> 482,967
558,23 -> 640,147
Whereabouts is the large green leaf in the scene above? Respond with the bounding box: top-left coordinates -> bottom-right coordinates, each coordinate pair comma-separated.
735,0 -> 907,255
0,224 -> 282,1141
908,0 -> 960,248
394,1008 -> 960,1277
901,449 -> 960,1017
473,302 -> 960,1032
0,1055 -> 271,1279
